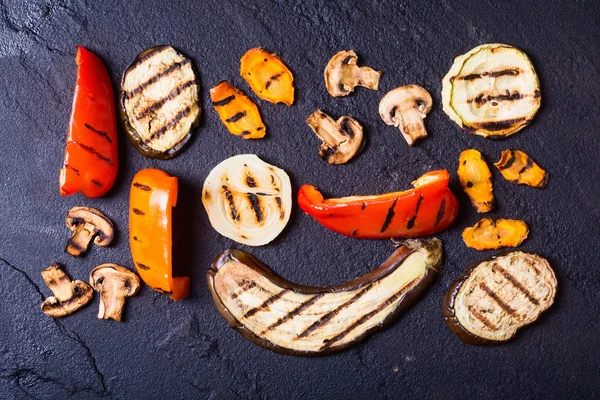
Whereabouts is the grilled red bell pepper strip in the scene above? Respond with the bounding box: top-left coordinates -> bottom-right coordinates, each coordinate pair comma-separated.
59,46 -> 118,198
298,170 -> 459,239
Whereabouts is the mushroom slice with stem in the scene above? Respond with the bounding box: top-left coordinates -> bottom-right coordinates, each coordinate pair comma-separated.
379,85 -> 433,146
90,264 -> 140,321
324,50 -> 381,97
65,206 -> 114,256
41,264 -> 93,318
306,110 -> 364,164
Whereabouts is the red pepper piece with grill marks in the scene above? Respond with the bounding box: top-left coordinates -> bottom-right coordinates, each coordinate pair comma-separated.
298,170 -> 459,239
59,46 -> 118,198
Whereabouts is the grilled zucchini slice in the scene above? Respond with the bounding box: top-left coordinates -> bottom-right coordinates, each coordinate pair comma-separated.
120,46 -> 201,159
442,44 -> 541,138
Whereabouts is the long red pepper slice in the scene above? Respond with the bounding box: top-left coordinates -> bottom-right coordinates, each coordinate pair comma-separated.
298,170 -> 459,239
59,46 -> 118,198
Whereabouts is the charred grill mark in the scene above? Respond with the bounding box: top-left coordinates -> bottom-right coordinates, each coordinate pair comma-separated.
275,197 -> 284,220
380,199 -> 398,233
241,130 -> 251,136
297,285 -> 372,339
84,123 -> 112,143
261,294 -> 325,335
265,73 -> 283,89
76,143 -> 114,166
128,46 -> 168,71
133,182 -> 152,191
233,280 -> 258,298
246,174 -> 257,188
492,264 -> 540,305
361,203 -> 367,211
212,95 -> 235,107
133,236 -> 141,242
135,80 -> 197,121
125,59 -> 191,100
339,117 -> 354,138
518,156 -> 534,174
434,199 -> 446,226
471,90 -> 523,105
342,55 -> 354,64
473,117 -> 527,131
320,279 -> 419,351
458,68 -> 520,81
91,180 -> 103,188
137,263 -> 151,270
351,229 -> 357,236
257,126 -> 264,131
534,90 -> 541,98
243,289 -> 290,319
147,106 -> 192,143
407,194 -> 424,230
479,282 -> 517,316
500,150 -> 516,169
132,208 -> 145,216
226,111 -> 246,123
468,305 -> 498,330
66,164 -> 80,175
222,185 -> 239,221
248,193 -> 263,222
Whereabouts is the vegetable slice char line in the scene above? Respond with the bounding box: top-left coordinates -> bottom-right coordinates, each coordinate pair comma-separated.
120,46 -> 201,159
208,238 -> 443,355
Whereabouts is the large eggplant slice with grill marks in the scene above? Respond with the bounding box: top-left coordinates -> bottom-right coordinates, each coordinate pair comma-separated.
442,44 -> 541,138
120,46 -> 201,159
207,238 -> 442,356
444,251 -> 557,345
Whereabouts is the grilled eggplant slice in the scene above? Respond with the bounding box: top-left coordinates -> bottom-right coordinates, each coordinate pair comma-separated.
207,238 -> 442,356
120,46 -> 201,159
457,149 -> 494,213
444,251 -> 557,345
442,44 -> 541,138
463,218 -> 528,250
495,149 -> 548,188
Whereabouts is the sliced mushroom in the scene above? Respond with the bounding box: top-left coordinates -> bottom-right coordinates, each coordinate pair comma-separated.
379,85 -> 433,146
89,264 -> 140,321
324,50 -> 381,97
65,207 -> 114,256
306,110 -> 364,164
41,264 -> 93,318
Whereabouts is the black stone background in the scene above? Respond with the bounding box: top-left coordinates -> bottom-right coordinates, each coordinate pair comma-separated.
1,0 -> 599,398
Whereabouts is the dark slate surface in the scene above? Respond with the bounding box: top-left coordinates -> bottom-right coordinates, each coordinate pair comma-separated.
1,0 -> 599,398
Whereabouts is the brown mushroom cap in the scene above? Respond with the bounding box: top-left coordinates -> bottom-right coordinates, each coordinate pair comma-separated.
89,264 -> 140,322
40,264 -> 93,318
65,207 -> 114,256
324,50 -> 381,97
379,85 -> 433,146
306,110 -> 364,165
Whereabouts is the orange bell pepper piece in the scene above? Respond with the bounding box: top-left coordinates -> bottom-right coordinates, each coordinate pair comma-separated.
129,168 -> 189,301
298,170 -> 459,239
59,46 -> 118,197
240,47 -> 294,105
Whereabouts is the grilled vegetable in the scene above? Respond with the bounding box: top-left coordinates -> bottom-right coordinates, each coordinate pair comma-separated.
208,238 -> 442,356
379,85 -> 433,146
41,265 -> 93,318
65,206 -> 114,256
202,155 -> 292,246
120,46 -> 200,159
444,251 -> 557,345
298,170 -> 459,239
306,110 -> 364,164
324,50 -> 381,97
463,218 -> 528,250
210,81 -> 266,139
59,47 -> 118,198
494,149 -> 548,188
129,169 -> 190,300
240,47 -> 294,105
90,264 -> 140,321
457,149 -> 494,213
441,43 -> 541,138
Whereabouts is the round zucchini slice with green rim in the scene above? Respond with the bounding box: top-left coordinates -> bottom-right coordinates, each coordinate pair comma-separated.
442,44 -> 541,138
120,46 -> 201,159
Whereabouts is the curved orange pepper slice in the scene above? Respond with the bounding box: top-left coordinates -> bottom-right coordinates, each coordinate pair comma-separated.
240,47 -> 294,105
210,81 -> 266,139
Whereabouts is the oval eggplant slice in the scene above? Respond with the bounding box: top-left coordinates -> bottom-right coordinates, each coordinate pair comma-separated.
207,238 -> 442,356
444,251 -> 557,345
442,44 -> 541,138
202,155 -> 292,246
120,46 -> 201,159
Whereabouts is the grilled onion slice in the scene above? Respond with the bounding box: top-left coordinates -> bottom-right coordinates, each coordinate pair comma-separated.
442,44 -> 541,138
207,238 -> 442,355
202,155 -> 292,246
120,46 -> 201,159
